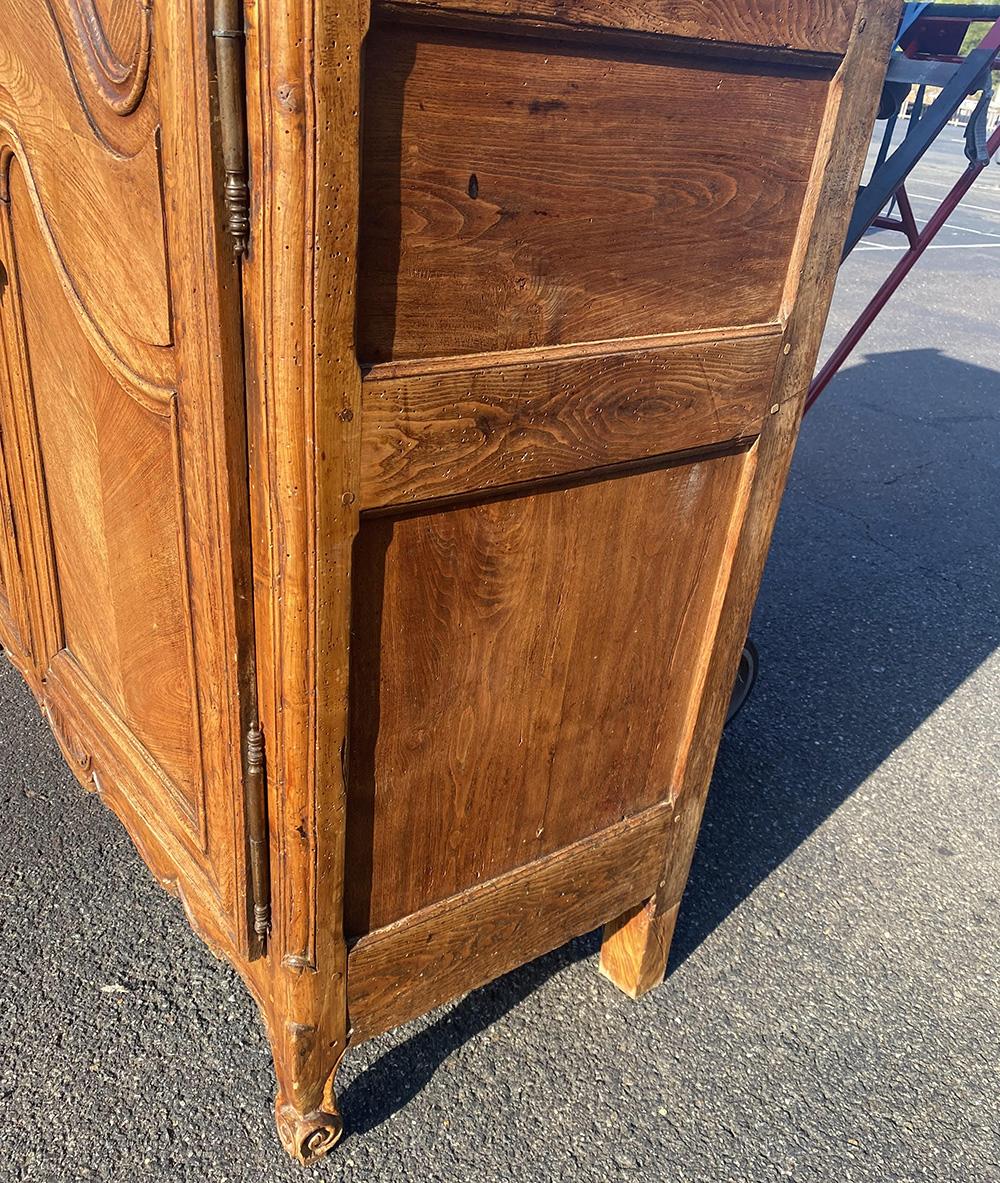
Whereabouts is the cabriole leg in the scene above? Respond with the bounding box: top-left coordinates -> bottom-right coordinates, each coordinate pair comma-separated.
265,985 -> 350,1164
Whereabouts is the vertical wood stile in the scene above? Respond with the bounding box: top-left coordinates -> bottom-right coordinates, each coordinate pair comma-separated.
599,0 -> 900,997
241,0 -> 367,1161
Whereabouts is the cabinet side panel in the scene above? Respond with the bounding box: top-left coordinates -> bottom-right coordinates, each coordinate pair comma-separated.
346,447 -> 755,934
358,25 -> 828,364
348,10 -> 836,940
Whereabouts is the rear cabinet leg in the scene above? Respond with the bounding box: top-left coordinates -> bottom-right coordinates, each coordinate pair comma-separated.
599,897 -> 681,999
596,790 -> 705,993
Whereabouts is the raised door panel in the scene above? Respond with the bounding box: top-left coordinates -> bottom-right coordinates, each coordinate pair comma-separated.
0,238 -> 45,685
0,2 -> 256,955
0,0 -> 172,364
7,162 -> 202,826
0,387 -> 28,666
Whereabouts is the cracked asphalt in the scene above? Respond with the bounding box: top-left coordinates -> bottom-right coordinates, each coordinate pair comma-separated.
2,129 -> 998,1183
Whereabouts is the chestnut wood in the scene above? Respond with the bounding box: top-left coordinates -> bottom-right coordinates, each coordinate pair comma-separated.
376,0 -> 861,57
598,1 -> 904,1002
0,0 -> 259,954
360,327 -> 780,508
358,26 -> 830,363
348,800 -> 674,1041
345,448 -> 758,934
0,0 -> 898,1164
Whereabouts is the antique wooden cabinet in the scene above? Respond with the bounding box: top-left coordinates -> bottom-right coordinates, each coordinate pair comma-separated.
0,0 -> 896,1163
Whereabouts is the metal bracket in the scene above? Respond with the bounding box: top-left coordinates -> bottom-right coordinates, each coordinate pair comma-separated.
843,24 -> 1000,257
964,70 -> 994,164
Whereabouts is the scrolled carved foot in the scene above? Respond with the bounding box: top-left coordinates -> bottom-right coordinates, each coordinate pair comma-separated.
275,1097 -> 344,1164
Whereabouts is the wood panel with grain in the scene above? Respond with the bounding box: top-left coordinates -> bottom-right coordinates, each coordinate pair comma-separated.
375,0 -> 862,57
0,0 -> 264,974
361,328 -> 780,508
358,25 -> 829,364
348,801 -> 673,1041
7,160 -> 204,830
0,387 -> 30,671
346,446 -> 757,936
0,276 -> 29,669
0,192 -> 61,690
0,0 -> 172,372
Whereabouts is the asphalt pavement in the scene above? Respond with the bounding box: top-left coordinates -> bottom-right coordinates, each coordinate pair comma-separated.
1,128 -> 998,1183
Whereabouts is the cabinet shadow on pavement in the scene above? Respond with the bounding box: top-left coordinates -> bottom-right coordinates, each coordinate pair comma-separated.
341,346 -> 1000,1137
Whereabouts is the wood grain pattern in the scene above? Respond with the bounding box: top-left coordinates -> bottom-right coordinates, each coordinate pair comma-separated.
599,897 -> 680,998
0,0 -> 172,364
0,0 -> 265,1041
376,0 -> 862,57
58,0 -> 153,115
600,0 -> 901,999
241,0 -> 368,1161
0,0 -> 899,1162
346,446 -> 757,935
361,328 -> 780,507
0,388 -> 30,669
9,163 -> 203,823
358,25 -> 829,364
0,191 -> 61,690
348,801 -> 674,1042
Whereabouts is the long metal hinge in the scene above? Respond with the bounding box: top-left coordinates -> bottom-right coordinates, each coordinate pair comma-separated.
213,1 -> 250,256
244,721 -> 271,946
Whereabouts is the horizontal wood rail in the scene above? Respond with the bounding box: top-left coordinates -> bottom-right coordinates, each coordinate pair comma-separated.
374,0 -> 855,62
360,327 -> 782,509
347,801 -> 674,1041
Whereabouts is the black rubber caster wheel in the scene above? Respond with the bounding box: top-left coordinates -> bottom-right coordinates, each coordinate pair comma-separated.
725,639 -> 759,727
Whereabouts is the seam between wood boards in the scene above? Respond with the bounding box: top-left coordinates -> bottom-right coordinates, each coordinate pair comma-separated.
347,798 -> 674,954
361,323 -> 785,383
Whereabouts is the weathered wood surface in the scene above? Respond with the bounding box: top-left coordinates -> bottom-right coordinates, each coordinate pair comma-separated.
599,0 -> 902,997
241,0 -> 368,1161
348,802 -> 674,1041
359,26 -> 828,363
376,0 -> 860,57
346,448 -> 757,934
0,0 -> 899,1164
360,328 -> 780,507
0,0 -> 258,960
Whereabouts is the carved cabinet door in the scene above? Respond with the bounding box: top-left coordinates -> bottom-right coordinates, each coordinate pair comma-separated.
0,2 -> 259,955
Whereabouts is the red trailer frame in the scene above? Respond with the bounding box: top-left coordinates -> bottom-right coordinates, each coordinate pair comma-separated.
806,9 -> 1000,413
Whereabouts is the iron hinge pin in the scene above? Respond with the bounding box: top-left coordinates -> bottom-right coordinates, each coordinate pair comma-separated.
213,2 -> 250,256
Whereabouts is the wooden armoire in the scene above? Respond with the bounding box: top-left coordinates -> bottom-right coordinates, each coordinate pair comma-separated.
0,0 -> 896,1163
